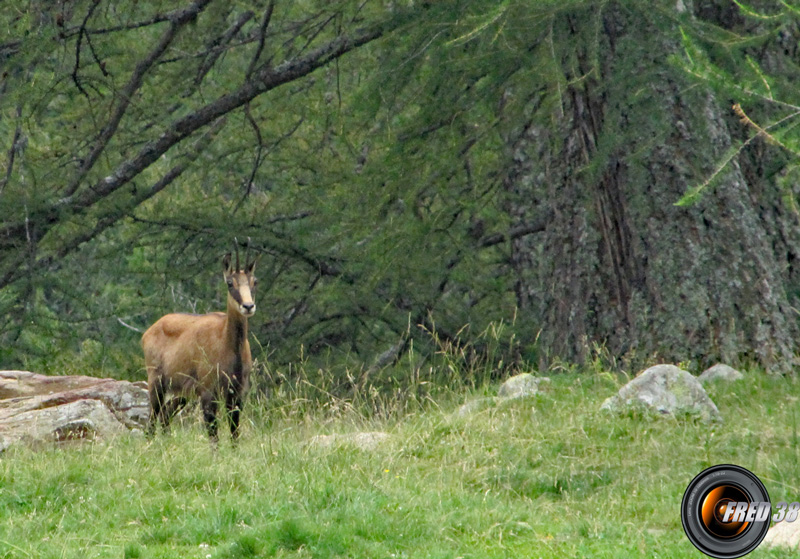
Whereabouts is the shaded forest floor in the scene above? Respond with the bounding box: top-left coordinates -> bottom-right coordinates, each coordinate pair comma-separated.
1,370 -> 800,558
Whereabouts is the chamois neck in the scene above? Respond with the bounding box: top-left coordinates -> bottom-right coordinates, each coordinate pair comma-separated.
225,294 -> 248,348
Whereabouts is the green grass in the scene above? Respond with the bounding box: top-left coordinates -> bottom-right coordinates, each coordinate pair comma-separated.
1,370 -> 800,558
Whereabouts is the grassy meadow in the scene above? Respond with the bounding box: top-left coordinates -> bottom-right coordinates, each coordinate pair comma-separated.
1,367 -> 800,558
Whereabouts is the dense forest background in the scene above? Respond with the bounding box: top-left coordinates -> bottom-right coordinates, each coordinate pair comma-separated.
2,0 -> 800,390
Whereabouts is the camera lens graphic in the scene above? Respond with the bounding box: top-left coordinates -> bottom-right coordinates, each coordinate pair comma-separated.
701,485 -> 750,538
681,465 -> 771,559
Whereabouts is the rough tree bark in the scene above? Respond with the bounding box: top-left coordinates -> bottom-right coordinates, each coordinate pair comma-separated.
505,2 -> 800,372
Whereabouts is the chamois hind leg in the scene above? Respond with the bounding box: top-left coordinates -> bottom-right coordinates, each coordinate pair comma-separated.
146,377 -> 166,438
200,390 -> 219,443
159,396 -> 189,432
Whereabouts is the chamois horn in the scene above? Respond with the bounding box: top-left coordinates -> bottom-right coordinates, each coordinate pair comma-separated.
233,238 -> 241,271
244,237 -> 252,269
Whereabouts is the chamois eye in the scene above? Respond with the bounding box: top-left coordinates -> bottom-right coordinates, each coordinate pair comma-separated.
226,279 -> 234,287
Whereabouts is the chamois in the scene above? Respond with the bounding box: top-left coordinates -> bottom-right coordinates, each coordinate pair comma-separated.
142,240 -> 258,442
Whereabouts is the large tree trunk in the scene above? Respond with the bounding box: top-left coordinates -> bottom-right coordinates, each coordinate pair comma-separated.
505,2 -> 800,372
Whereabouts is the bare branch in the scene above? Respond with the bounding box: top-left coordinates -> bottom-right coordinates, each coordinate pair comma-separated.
193,10 -> 254,89
130,210 -> 312,230
0,40 -> 22,57
117,317 -> 143,333
63,0 -> 214,198
294,13 -> 338,59
281,273 -> 322,335
59,19 -> 391,215
0,105 -> 23,197
83,26 -> 111,77
71,0 -> 102,99
62,13 -> 172,38
236,112 -> 304,209
367,336 -> 408,374
477,217 -> 550,249
260,236 -> 350,281
36,117 -> 228,272
236,103 -> 265,208
246,1 -> 276,80
1,6 -> 423,289
159,38 -> 258,65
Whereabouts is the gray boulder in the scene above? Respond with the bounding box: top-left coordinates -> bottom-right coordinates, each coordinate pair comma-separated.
698,363 -> 744,384
497,373 -> 550,401
0,370 -> 149,451
600,364 -> 721,421
307,431 -> 391,451
454,373 -> 549,419
454,397 -> 497,418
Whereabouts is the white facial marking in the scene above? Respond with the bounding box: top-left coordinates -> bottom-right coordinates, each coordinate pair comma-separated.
238,281 -> 255,316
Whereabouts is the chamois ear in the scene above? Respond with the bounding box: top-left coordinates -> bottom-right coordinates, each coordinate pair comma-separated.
246,253 -> 260,274
222,253 -> 232,273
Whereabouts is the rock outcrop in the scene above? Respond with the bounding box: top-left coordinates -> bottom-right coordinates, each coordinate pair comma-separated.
0,370 -> 148,451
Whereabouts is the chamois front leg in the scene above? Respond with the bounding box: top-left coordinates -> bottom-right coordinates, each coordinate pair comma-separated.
200,390 -> 219,443
226,386 -> 244,443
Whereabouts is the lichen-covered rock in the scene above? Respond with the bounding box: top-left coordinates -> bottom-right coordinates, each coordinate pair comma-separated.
600,364 -> 721,422
497,373 -> 550,401
454,374 -> 550,418
455,397 -> 497,418
0,371 -> 149,451
307,431 -> 390,451
698,363 -> 744,384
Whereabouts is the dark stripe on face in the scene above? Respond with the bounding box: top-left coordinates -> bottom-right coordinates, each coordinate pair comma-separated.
228,285 -> 243,304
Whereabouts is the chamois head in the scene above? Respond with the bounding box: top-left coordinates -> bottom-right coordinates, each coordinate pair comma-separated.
222,238 -> 259,318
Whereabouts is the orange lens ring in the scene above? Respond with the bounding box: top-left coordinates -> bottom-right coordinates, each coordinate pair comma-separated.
700,485 -> 750,538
